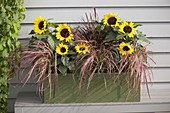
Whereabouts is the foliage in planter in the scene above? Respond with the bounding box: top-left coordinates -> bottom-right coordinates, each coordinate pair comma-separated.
0,0 -> 25,112
14,9 -> 153,102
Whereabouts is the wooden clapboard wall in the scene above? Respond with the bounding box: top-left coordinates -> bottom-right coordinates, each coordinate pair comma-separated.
8,0 -> 170,112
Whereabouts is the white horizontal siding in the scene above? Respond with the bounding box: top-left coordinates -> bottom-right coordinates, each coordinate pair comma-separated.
23,8 -> 170,23
141,83 -> 170,102
149,53 -> 170,67
138,23 -> 170,37
148,38 -> 170,53
24,0 -> 170,7
150,68 -> 170,82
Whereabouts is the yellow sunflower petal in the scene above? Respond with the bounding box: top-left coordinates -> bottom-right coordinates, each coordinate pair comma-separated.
103,13 -> 121,27
56,43 -> 69,55
75,43 -> 89,54
56,24 -> 74,42
34,16 -> 47,34
118,42 -> 134,55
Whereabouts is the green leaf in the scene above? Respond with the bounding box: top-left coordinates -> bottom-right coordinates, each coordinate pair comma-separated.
20,13 -> 26,20
9,45 -> 15,51
56,58 -> 62,65
0,19 -> 2,24
58,64 -> 67,76
2,67 -> 10,73
10,33 -> 17,39
6,24 -> 11,31
2,41 -> 6,47
116,34 -> 126,39
2,61 -> 8,66
47,35 -> 55,50
15,41 -> 21,48
136,30 -> 151,44
7,39 -> 12,46
0,44 -> 3,51
35,34 -> 48,39
2,49 -> 9,58
104,31 -> 116,42
0,78 -> 7,86
13,13 -> 19,21
135,23 -> 142,28
48,22 -> 58,28
68,50 -> 76,55
5,6 -> 12,11
13,22 -> 19,33
29,30 -> 35,35
61,56 -> 69,67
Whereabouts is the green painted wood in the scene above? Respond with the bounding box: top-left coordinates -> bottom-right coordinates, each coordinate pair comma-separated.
44,74 -> 140,103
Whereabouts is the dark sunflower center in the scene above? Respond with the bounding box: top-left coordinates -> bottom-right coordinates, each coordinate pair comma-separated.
80,47 -> 85,51
60,47 -> 66,53
123,46 -> 130,51
123,26 -> 132,33
60,29 -> 69,38
108,17 -> 117,25
38,21 -> 44,30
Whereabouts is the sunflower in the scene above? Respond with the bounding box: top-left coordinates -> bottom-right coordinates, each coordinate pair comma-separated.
75,43 -> 89,54
56,24 -> 74,42
118,42 -> 134,55
103,13 -> 121,27
119,21 -> 136,38
56,43 -> 69,55
34,16 -> 47,34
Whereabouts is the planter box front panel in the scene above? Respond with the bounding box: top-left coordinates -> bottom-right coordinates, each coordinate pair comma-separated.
44,74 -> 140,103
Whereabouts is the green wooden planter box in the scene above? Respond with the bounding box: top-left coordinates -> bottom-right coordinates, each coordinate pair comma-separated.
44,74 -> 140,103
